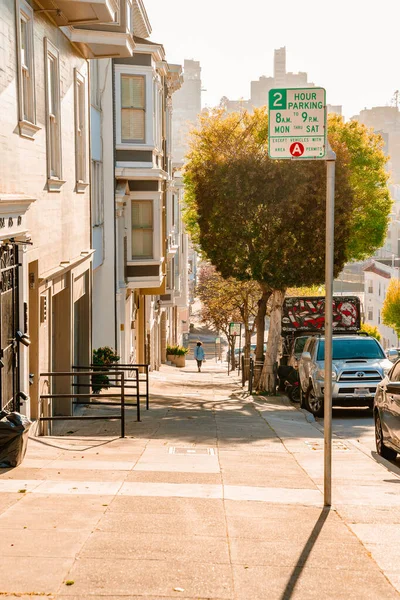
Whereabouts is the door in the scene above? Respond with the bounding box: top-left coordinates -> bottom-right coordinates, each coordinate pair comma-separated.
0,244 -> 19,412
384,362 -> 400,445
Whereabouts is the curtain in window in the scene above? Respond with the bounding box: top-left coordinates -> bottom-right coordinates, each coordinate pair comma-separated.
132,201 -> 153,258
121,75 -> 145,142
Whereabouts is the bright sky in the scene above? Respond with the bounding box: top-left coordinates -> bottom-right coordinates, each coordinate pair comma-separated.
144,0 -> 399,119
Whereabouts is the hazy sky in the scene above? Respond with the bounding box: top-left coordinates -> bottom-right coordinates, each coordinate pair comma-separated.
144,0 -> 399,119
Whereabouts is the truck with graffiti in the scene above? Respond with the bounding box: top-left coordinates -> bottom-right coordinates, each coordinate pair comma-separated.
282,296 -> 361,335
278,296 -> 362,400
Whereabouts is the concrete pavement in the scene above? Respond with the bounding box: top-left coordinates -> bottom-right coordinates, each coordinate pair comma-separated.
0,360 -> 399,599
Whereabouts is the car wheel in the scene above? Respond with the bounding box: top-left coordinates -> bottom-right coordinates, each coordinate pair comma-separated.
288,384 -> 300,403
305,383 -> 324,417
300,386 -> 306,409
375,413 -> 397,460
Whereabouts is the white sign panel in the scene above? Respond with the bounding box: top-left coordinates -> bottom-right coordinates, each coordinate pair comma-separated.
268,87 -> 326,159
229,323 -> 241,336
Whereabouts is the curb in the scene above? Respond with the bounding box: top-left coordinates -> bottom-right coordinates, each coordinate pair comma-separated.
299,407 -> 316,423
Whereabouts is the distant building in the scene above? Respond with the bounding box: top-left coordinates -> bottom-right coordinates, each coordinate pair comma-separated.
172,60 -> 203,310
352,106 -> 400,183
363,261 -> 398,348
327,104 -> 342,116
225,47 -> 338,113
172,59 -> 202,165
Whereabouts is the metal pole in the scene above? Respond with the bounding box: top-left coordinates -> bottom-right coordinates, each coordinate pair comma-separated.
324,147 -> 336,507
237,324 -> 242,375
136,368 -> 141,422
121,372 -> 125,438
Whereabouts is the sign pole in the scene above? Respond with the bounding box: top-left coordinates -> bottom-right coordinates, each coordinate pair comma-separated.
324,146 -> 336,507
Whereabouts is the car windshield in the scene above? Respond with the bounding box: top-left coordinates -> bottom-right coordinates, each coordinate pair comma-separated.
294,337 -> 308,355
317,338 -> 385,361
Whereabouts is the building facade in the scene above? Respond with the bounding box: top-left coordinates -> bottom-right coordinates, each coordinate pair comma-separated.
0,0 -> 120,417
364,261 -> 398,349
90,20 -> 188,370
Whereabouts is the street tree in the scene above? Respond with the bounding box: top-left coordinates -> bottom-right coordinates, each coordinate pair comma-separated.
382,279 -> 400,337
184,108 -> 391,391
196,264 -> 260,370
360,323 -> 381,341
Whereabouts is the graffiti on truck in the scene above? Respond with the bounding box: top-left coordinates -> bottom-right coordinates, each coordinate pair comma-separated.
281,296 -> 360,333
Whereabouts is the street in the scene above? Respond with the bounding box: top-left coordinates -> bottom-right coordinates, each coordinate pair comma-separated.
1,362 -> 400,599
316,408 -> 376,452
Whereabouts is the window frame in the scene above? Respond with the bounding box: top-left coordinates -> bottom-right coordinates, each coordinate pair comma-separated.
115,65 -> 154,149
92,160 -> 104,226
74,69 -> 88,192
44,38 -> 64,191
16,0 -> 40,138
131,199 -> 154,259
90,60 -> 101,109
121,74 -> 146,144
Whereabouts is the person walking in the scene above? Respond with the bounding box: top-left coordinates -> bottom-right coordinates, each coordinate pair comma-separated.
194,341 -> 205,372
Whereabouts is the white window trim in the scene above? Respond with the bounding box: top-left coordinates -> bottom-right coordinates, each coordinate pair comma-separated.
92,160 -> 104,226
115,65 -> 154,148
126,191 -> 162,262
16,0 -> 40,138
74,69 -> 89,193
45,38 -> 65,192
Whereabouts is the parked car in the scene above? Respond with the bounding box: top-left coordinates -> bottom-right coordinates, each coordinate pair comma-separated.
386,348 -> 400,363
374,359 -> 400,459
298,334 -> 392,417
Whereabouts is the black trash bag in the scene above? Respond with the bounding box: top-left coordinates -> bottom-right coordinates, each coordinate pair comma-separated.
0,411 -> 32,468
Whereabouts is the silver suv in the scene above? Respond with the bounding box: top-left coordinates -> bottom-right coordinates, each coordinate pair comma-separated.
298,334 -> 392,417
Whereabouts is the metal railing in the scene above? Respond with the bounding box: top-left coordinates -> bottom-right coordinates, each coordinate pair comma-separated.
72,364 -> 141,422
39,370 -> 126,437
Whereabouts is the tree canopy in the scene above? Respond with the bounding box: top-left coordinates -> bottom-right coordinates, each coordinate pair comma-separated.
184,109 -> 391,291
382,279 -> 400,337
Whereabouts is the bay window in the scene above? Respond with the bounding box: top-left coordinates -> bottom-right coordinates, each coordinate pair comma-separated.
121,75 -> 145,143
132,200 -> 153,258
17,0 -> 39,137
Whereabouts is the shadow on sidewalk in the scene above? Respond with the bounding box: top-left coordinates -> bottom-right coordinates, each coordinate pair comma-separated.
280,507 -> 331,600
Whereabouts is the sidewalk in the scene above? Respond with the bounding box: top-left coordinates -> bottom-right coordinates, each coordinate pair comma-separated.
0,360 -> 399,599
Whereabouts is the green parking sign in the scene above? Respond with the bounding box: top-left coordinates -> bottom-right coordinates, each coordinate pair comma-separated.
269,89 -> 287,110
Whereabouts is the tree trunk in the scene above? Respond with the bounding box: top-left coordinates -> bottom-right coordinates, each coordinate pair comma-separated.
229,336 -> 236,371
257,289 -> 286,393
242,325 -> 252,382
253,287 -> 271,387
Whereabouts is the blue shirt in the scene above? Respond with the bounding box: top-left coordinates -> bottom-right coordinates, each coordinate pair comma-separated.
194,346 -> 205,360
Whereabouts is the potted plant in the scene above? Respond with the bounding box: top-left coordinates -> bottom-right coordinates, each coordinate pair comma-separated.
92,346 -> 120,394
175,346 -> 189,367
166,345 -> 176,364
166,345 -> 189,367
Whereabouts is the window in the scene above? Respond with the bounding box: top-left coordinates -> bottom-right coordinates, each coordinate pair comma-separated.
367,280 -> 373,294
90,60 -> 100,109
17,0 -> 39,137
368,308 -> 373,321
75,70 -> 87,190
121,75 -> 145,143
45,39 -> 63,189
92,161 -> 103,226
379,282 -> 381,296
132,201 -> 153,258
126,0 -> 133,32
317,338 -> 385,361
378,310 -> 381,325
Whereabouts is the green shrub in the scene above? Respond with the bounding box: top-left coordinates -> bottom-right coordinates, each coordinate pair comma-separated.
166,345 -> 189,357
92,346 -> 120,394
359,323 -> 381,341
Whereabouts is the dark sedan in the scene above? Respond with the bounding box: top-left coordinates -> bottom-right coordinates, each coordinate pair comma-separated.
374,359 -> 400,460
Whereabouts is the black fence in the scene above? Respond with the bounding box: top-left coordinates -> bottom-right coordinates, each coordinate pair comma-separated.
39,370 -> 126,437
38,362 -> 151,438
72,364 -> 141,422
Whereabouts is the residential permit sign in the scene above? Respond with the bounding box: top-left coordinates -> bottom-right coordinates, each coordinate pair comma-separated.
268,88 -> 326,159
229,323 -> 241,336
